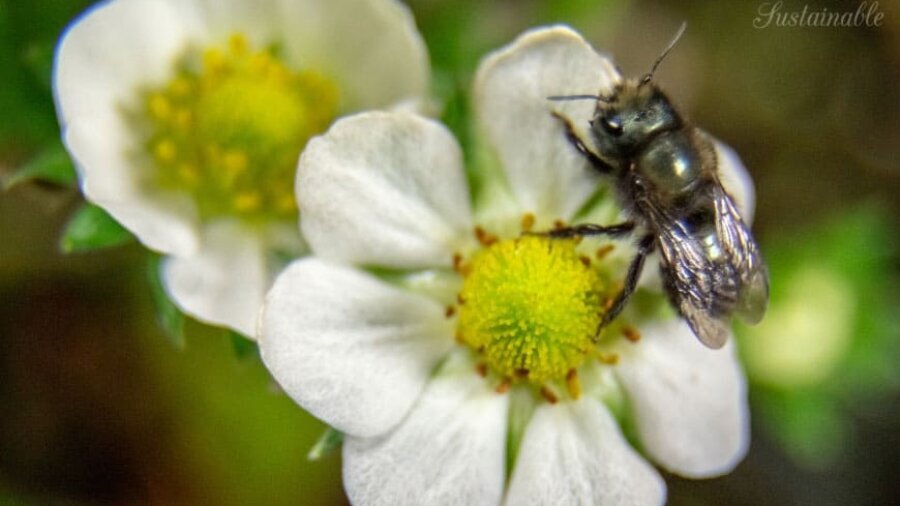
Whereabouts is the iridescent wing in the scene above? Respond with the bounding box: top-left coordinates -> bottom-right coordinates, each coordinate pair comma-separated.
713,184 -> 769,324
652,184 -> 768,349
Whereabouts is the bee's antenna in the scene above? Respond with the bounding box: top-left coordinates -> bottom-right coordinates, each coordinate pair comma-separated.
641,21 -> 687,85
547,94 -> 609,102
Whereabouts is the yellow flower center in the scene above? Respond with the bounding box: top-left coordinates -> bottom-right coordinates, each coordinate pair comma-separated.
139,33 -> 339,223
456,235 -> 606,383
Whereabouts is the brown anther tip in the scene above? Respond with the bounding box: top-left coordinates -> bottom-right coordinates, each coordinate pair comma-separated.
496,380 -> 511,394
444,306 -> 456,318
553,219 -> 566,230
475,362 -> 488,377
595,244 -> 615,260
603,297 -> 615,311
456,294 -> 466,305
598,352 -> 620,365
540,386 -> 559,404
566,369 -> 577,381
521,213 -> 536,232
623,326 -> 641,342
579,256 -> 591,267
515,368 -> 530,378
452,253 -> 463,272
474,226 -> 497,246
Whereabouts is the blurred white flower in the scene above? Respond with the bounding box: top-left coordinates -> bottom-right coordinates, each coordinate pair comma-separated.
53,0 -> 429,337
261,27 -> 751,505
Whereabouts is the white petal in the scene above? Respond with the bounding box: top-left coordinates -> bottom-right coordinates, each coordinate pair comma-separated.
298,112 -> 474,269
54,0 -> 200,126
506,397 -> 665,506
259,258 -> 454,437
615,320 -> 750,478
277,0 -> 429,110
713,140 -> 756,224
162,0 -> 279,47
54,0 -> 202,255
343,356 -> 508,506
474,26 -> 620,222
162,221 -> 268,338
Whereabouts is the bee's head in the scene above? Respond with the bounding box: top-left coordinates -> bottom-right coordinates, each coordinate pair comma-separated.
548,22 -> 687,159
589,82 -> 681,156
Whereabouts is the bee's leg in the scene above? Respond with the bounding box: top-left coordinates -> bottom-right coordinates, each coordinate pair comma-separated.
595,234 -> 656,340
551,112 -> 614,174
545,221 -> 635,239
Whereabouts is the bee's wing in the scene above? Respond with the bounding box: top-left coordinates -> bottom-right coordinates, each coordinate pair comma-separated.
655,218 -> 733,349
713,185 -> 769,324
653,185 -> 767,349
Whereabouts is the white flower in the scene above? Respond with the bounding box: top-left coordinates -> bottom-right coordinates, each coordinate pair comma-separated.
53,0 -> 430,337
261,26 -> 751,505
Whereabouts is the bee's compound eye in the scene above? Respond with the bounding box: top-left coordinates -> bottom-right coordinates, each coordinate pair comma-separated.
602,116 -> 623,136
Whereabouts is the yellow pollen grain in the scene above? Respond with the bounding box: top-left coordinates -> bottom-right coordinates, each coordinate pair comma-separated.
148,94 -> 171,120
154,139 -> 177,163
234,192 -> 261,212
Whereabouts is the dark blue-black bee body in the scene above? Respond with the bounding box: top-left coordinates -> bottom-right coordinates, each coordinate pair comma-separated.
547,25 -> 768,348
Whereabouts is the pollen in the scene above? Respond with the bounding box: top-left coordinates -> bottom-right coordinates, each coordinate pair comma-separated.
456,236 -> 606,384
137,32 -> 339,223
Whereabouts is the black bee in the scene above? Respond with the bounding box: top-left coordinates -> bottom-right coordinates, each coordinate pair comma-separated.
546,23 -> 768,348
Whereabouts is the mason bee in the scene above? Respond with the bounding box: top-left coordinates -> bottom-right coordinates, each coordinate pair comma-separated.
546,23 -> 768,348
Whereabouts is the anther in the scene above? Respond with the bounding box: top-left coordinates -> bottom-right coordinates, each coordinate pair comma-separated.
540,386 -> 559,404
623,325 -> 641,342
444,306 -> 456,318
475,362 -> 488,377
598,352 -> 620,365
474,226 -> 498,246
565,369 -> 582,399
595,244 -> 615,260
521,213 -> 536,232
496,380 -> 511,394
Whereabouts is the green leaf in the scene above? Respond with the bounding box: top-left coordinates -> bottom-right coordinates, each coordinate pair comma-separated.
3,141 -> 78,190
22,40 -> 54,92
228,330 -> 258,360
146,254 -> 186,349
307,427 -> 343,461
59,203 -> 134,253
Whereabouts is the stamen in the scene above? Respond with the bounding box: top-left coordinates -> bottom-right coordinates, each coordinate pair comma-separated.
136,32 -> 339,223
623,325 -> 641,342
540,386 -> 559,404
598,352 -> 620,365
520,213 -> 536,232
565,369 -> 582,399
595,244 -> 615,260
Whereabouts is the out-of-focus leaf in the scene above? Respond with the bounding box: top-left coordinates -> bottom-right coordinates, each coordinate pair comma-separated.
228,330 -> 258,360
59,202 -> 133,253
307,427 -> 343,461
757,389 -> 847,469
3,141 -> 77,190
22,39 -> 54,91
146,254 -> 186,349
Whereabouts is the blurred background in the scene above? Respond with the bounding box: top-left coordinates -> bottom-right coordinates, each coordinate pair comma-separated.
1,0 -> 897,504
